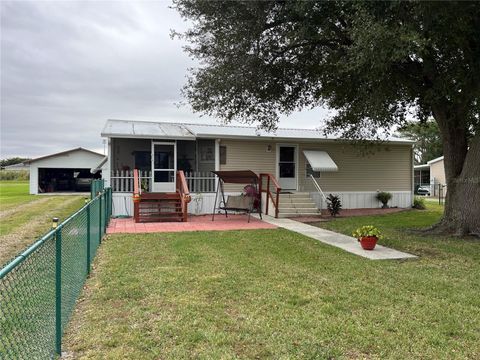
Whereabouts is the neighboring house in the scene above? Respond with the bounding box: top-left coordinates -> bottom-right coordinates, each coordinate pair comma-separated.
2,162 -> 30,171
101,119 -> 415,217
25,148 -> 105,194
413,156 -> 446,196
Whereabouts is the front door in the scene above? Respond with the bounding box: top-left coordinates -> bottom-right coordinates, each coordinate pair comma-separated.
152,142 -> 176,192
277,145 -> 297,190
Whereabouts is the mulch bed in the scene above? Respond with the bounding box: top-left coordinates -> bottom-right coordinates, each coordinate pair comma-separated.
291,207 -> 407,223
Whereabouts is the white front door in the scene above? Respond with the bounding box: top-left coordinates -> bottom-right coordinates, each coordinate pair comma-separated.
277,145 -> 297,190
152,141 -> 176,192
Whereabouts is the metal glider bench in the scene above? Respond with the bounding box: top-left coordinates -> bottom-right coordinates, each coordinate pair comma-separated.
211,170 -> 262,223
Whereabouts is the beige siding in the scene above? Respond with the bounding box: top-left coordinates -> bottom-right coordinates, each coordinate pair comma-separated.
219,139 -> 276,191
430,159 -> 446,185
298,143 -> 413,192
218,139 -> 413,193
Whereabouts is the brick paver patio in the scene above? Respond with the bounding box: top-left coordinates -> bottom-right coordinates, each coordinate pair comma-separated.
107,214 -> 277,234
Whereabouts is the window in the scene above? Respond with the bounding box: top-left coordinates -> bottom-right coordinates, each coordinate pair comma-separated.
220,146 -> 227,165
306,163 -> 321,178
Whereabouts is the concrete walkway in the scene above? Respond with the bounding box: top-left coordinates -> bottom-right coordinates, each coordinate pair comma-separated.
258,215 -> 417,260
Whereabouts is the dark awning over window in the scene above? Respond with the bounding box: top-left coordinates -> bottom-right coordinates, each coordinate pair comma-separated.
211,170 -> 258,184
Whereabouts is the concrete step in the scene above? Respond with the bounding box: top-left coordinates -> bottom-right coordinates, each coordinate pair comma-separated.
280,202 -> 317,208
278,212 -> 320,218
279,200 -> 316,205
278,206 -> 318,212
278,208 -> 320,214
280,198 -> 314,203
280,193 -> 311,198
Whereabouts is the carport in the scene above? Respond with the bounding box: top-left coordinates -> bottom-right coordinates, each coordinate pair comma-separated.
26,148 -> 106,194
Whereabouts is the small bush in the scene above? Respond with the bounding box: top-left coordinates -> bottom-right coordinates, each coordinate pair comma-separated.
326,194 -> 342,217
376,191 -> 392,208
412,196 -> 426,210
0,170 -> 30,181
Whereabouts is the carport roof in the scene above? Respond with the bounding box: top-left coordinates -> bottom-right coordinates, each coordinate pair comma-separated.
25,147 -> 104,164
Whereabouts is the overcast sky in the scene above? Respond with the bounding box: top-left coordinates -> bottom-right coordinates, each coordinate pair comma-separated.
1,0 -> 330,158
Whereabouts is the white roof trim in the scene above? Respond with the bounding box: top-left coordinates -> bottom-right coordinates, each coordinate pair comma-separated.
427,156 -> 444,165
414,164 -> 430,170
91,156 -> 108,174
303,150 -> 338,172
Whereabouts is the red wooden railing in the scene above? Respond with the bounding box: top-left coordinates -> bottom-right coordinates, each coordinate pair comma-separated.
176,170 -> 191,222
133,169 -> 141,222
259,173 -> 282,218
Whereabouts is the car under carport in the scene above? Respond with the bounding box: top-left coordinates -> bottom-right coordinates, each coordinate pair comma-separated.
26,147 -> 106,194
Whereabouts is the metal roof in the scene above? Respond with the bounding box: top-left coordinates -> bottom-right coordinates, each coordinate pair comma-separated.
102,119 -> 413,144
25,147 -> 104,164
102,119 -> 195,140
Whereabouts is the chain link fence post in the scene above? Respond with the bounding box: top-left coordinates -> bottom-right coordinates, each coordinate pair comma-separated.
99,194 -> 102,244
86,203 -> 91,275
54,224 -> 62,355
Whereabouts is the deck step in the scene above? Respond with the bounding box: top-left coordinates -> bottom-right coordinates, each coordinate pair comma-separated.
136,192 -> 185,223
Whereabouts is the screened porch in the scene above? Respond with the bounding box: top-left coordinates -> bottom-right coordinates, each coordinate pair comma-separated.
109,138 -> 217,193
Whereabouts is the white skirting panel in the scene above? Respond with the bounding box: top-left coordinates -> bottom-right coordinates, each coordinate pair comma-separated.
111,191 -> 413,217
310,191 -> 413,210
111,192 -> 225,217
112,192 -> 134,217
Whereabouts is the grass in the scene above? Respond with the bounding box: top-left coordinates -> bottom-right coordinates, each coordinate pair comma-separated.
64,204 -> 479,359
0,181 -> 35,209
0,180 -> 85,266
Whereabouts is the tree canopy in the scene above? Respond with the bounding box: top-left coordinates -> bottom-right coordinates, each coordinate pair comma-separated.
0,157 -> 30,167
174,0 -> 480,235
398,120 -> 442,165
174,1 -> 479,137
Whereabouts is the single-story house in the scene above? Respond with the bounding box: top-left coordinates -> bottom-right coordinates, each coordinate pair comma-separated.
26,147 -> 105,195
2,162 -> 30,171
413,156 -> 446,196
101,119 -> 414,217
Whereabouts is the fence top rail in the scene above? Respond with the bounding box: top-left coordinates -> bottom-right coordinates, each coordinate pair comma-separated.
0,187 -> 111,280
0,227 -> 56,280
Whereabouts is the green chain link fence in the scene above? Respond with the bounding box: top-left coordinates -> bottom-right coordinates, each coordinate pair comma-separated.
0,187 -> 112,359
90,179 -> 105,200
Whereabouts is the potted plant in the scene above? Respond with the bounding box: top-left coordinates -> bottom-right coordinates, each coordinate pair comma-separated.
352,225 -> 383,250
376,191 -> 392,208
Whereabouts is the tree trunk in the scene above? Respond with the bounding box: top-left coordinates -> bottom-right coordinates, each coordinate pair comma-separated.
433,110 -> 480,236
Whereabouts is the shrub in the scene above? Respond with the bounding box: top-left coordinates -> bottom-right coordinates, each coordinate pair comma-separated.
326,194 -> 342,217
0,170 -> 30,181
376,191 -> 392,208
412,196 -> 426,210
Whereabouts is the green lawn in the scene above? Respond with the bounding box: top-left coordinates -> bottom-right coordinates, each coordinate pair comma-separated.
64,204 -> 479,359
0,180 -> 85,266
0,181 -> 35,209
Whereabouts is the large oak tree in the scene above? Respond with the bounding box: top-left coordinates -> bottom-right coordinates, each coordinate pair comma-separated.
173,1 -> 480,236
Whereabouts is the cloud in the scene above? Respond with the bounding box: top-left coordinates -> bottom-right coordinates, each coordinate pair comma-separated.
1,0 -> 329,158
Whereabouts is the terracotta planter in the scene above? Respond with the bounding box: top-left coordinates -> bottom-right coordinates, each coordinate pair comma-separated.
359,236 -> 378,250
